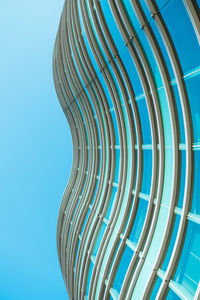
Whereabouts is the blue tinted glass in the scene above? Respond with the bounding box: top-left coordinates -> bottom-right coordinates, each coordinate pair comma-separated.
86,260 -> 94,295
80,209 -> 91,236
191,150 -> 200,214
75,239 -> 80,269
161,215 -> 180,271
166,289 -> 181,299
120,45 -> 144,97
110,109 -> 120,145
107,239 -> 122,277
174,221 -> 200,296
172,83 -> 185,143
160,0 -> 200,73
85,1 -> 108,64
121,0 -> 141,33
177,150 -> 186,209
95,117 -> 101,146
129,103 -> 138,144
90,178 -> 99,206
136,98 -> 152,144
105,186 -> 118,219
150,277 -> 162,299
100,0 -> 125,51
113,246 -> 134,293
139,0 -> 152,21
114,149 -> 120,183
135,30 -> 163,88
107,63 -> 124,104
98,149 -> 101,176
128,198 -> 148,245
81,29 -> 100,75
150,19 -> 174,81
185,74 -> 200,143
141,149 -> 152,194
98,72 -> 113,109
93,222 -> 107,256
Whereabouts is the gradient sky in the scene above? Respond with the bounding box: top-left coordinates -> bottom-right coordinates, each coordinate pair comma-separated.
0,1 -> 71,299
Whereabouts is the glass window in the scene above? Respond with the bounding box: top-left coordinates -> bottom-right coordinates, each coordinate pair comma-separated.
177,150 -> 186,209
128,198 -> 148,245
98,71 -> 113,109
86,259 -> 94,295
172,83 -> 185,144
114,149 -> 120,183
141,149 -> 152,194
107,239 -> 122,278
191,149 -> 200,214
105,186 -> 118,219
160,0 -> 200,73
173,221 -> 200,296
185,74 -> 200,144
166,288 -> 181,300
120,45 -> 144,98
100,0 -> 125,51
110,109 -> 120,145
136,29 -> 163,88
92,222 -> 107,256
121,0 -> 141,33
90,178 -> 99,206
149,276 -> 162,300
112,245 -> 134,294
161,214 -> 180,271
136,98 -> 152,144
150,18 -> 174,81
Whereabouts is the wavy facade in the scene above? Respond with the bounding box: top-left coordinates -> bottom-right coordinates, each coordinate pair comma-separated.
53,1 -> 200,299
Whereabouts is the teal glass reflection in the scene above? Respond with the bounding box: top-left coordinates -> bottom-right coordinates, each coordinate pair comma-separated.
113,245 -> 134,294
173,221 -> 200,296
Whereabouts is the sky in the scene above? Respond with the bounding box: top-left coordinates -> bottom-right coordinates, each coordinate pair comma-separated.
0,1 -> 72,299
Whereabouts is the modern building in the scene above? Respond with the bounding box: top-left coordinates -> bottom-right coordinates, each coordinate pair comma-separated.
53,0 -> 200,299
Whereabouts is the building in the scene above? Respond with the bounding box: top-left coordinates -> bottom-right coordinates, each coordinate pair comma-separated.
53,0 -> 200,299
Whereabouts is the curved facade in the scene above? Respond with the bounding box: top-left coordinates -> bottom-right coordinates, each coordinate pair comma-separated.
53,1 -> 200,299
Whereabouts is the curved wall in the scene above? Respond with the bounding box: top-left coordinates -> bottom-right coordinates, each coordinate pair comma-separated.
53,1 -> 200,299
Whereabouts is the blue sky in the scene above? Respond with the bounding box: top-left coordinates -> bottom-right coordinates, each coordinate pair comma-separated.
0,1 -> 71,299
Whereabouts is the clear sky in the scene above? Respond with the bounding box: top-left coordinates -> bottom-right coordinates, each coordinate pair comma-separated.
0,1 -> 71,299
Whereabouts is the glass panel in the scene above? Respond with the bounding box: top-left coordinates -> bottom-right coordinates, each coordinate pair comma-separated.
121,0 -> 141,33
107,239 -> 122,278
90,178 -> 99,206
86,259 -> 94,295
177,150 -> 186,209
136,29 -> 163,88
136,98 -> 152,144
139,0 -> 152,22
141,149 -> 152,194
166,288 -> 181,299
191,149 -> 200,214
114,148 -> 120,183
185,74 -> 200,144
112,246 -> 134,294
80,208 -> 91,237
173,221 -> 200,296
128,198 -> 148,245
106,186 -> 118,219
161,214 -> 180,271
149,276 -> 162,299
98,71 -> 113,109
172,83 -> 185,144
98,148 -> 101,176
120,43 -> 144,98
100,0 -> 125,51
160,0 -> 200,73
92,222 -> 107,256
150,18 -> 174,81
110,109 -> 120,145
